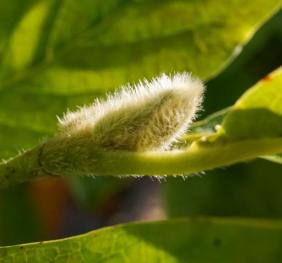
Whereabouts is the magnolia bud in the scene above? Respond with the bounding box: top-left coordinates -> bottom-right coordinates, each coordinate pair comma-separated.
59,73 -> 204,151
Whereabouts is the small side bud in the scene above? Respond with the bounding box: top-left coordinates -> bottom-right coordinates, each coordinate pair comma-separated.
59,73 -> 204,151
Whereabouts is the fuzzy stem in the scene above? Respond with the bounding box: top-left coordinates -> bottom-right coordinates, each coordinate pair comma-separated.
0,147 -> 46,188
0,137 -> 282,188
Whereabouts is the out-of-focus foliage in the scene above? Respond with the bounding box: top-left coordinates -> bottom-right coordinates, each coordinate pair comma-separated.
166,160 -> 282,218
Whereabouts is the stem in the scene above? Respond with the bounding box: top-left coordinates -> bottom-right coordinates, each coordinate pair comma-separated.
0,147 -> 45,188
1,137 -> 282,188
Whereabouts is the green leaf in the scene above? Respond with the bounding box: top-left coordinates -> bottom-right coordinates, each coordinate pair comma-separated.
261,153 -> 282,164
0,0 -> 281,158
1,217 -> 282,262
221,69 -> 282,139
181,104 -> 282,164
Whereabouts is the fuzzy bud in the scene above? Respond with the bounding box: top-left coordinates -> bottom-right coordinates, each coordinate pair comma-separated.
58,73 -> 204,151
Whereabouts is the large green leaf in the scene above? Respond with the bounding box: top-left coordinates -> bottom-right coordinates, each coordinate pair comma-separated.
0,0 -> 281,158
1,218 -> 282,262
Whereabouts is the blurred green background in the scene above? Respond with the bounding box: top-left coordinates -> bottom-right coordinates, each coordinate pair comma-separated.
0,2 -> 281,246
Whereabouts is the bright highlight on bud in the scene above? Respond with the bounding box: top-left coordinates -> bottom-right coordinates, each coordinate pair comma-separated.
59,73 -> 204,151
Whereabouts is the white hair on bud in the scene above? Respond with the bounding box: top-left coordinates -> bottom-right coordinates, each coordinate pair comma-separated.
59,73 -> 204,151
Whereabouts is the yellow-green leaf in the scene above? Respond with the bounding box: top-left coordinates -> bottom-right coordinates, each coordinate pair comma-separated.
1,218 -> 282,263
